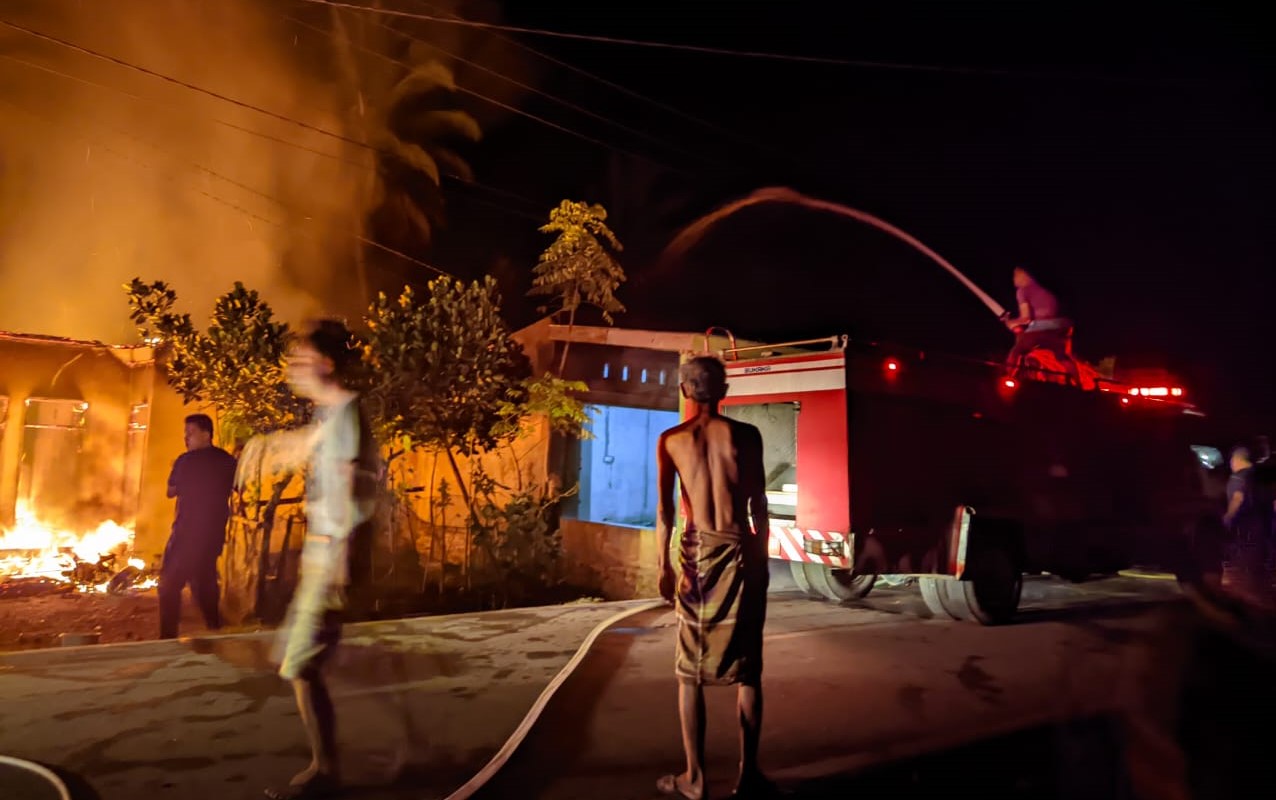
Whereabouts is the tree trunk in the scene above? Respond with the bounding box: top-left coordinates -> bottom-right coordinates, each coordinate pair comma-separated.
442,445 -> 475,524
438,488 -> 448,595
253,472 -> 295,621
221,468 -> 294,626
426,451 -> 439,592
556,306 -> 576,377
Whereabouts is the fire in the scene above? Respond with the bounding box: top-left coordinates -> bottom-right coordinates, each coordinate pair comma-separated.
0,501 -> 152,592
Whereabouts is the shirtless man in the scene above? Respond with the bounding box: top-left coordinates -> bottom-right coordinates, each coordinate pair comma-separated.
655,356 -> 772,800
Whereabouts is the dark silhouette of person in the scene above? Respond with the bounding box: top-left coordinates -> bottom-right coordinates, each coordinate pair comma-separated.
158,413 -> 236,639
1224,446 -> 1273,606
655,356 -> 773,800
1004,267 -> 1079,382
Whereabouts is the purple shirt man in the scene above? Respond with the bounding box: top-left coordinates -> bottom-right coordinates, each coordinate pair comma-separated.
1015,274 -> 1061,322
1005,267 -> 1078,379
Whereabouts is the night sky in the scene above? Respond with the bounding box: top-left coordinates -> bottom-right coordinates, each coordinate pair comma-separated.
418,1 -> 1272,430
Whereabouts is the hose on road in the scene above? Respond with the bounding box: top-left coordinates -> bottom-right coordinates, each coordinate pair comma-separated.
443,599 -> 669,800
0,755 -> 72,800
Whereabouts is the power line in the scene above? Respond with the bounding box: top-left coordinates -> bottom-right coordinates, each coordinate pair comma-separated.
0,52 -> 361,168
303,0 -> 1200,90
401,0 -> 796,168
294,0 -> 1024,72
275,9 -> 688,174
280,9 -> 706,165
0,18 -> 380,153
0,93 -> 455,283
0,25 -> 543,223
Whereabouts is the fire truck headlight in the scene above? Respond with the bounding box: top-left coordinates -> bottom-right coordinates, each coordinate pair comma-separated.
1190,445 -> 1222,470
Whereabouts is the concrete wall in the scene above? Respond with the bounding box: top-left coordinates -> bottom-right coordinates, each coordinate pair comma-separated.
0,334 -> 191,558
560,518 -> 660,600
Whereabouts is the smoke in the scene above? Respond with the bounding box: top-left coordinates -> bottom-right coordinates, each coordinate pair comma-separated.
0,0 -> 529,343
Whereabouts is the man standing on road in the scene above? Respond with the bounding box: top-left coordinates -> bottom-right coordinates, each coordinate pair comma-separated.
655,356 -> 773,800
242,320 -> 378,800
1223,445 -> 1273,606
158,413 -> 236,639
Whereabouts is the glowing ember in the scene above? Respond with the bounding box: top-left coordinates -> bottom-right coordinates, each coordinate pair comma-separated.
0,501 -> 147,592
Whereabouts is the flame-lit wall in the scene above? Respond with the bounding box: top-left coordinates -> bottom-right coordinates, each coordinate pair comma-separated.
0,332 -> 186,556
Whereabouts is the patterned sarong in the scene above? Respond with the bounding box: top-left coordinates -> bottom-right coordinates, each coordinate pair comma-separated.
675,528 -> 769,686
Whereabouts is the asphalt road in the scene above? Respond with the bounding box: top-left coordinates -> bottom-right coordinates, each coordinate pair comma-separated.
0,573 -> 1201,800
472,573 -> 1190,800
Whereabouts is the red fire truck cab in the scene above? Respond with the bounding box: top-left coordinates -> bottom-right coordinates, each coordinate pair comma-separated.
682,333 -> 1226,624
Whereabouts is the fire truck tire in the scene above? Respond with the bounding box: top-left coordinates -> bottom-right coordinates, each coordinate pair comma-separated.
919,577 -> 950,618
803,563 -> 876,602
918,547 -> 1022,624
955,547 -> 1023,625
918,577 -> 973,620
788,560 -> 821,599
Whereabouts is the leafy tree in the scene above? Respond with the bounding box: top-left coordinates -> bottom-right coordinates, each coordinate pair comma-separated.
470,464 -> 571,608
125,278 -> 306,442
125,278 -> 308,623
496,374 -> 592,442
528,200 -> 626,375
362,276 -> 531,519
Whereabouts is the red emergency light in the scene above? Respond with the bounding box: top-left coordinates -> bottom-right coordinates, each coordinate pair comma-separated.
1126,386 -> 1184,398
884,358 -> 900,372
1002,378 -> 1017,389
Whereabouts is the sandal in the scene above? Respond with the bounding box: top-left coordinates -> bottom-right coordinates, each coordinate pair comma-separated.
656,773 -> 703,800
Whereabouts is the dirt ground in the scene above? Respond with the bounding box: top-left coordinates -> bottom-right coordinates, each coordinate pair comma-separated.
0,581 -> 602,653
0,586 -> 262,652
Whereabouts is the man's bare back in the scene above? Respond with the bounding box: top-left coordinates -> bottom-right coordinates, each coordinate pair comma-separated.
654,356 -> 773,799
658,415 -> 765,536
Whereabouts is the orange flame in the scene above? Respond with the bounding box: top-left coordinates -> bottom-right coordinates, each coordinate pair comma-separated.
0,501 -> 144,592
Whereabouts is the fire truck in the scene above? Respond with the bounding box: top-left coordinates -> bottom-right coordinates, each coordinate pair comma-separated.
688,333 -> 1227,624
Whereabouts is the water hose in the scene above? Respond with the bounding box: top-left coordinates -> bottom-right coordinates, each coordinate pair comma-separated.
0,755 -> 72,800
663,187 -> 1008,320
442,599 -> 668,800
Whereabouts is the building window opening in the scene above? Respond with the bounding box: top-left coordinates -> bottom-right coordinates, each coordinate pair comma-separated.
722,402 -> 799,521
569,404 -> 679,528
17,398 -> 89,527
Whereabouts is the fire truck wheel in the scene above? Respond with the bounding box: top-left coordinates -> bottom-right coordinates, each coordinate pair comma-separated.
918,548 -> 1022,624
918,577 -> 962,620
803,562 -> 876,602
788,560 -> 821,598
956,547 -> 1023,625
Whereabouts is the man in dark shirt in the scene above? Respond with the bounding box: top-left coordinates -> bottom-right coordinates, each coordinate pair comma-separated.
1223,446 -> 1273,606
158,413 -> 237,639
1004,267 -> 1079,381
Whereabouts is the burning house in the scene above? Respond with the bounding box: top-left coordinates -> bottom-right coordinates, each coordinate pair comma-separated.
0,332 -> 187,592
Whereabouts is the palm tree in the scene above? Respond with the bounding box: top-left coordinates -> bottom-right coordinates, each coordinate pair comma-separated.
326,3 -> 480,305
